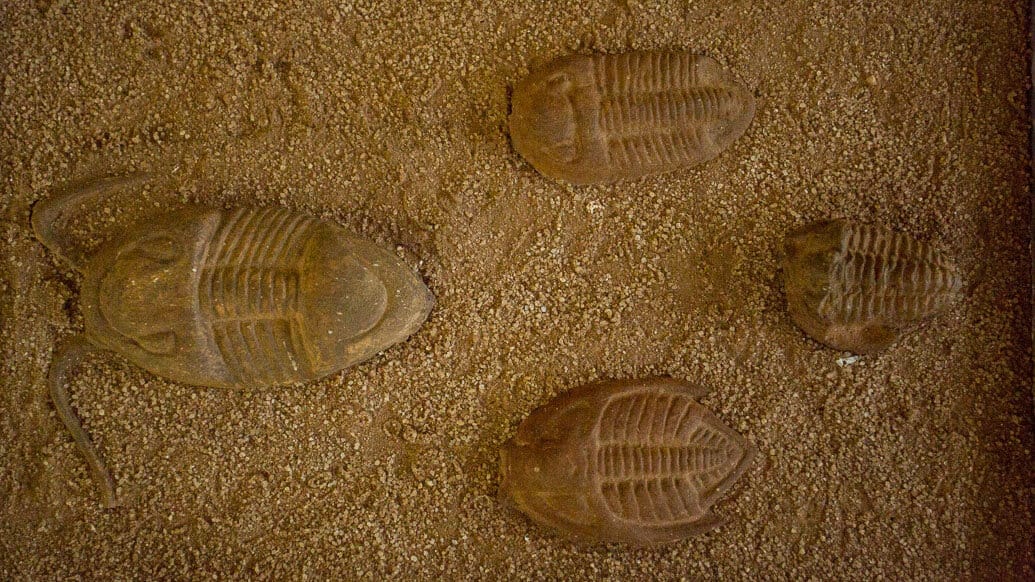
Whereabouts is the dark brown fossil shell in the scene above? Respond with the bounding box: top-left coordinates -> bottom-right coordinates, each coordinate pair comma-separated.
499,377 -> 755,545
33,177 -> 434,507
509,51 -> 755,184
782,220 -> 963,354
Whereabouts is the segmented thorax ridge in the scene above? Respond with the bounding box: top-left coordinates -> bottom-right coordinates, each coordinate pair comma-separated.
591,52 -> 743,174
818,224 -> 963,326
593,390 -> 741,525
199,207 -> 316,386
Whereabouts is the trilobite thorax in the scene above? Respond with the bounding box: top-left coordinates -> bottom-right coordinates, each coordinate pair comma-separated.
783,220 -> 963,353
593,389 -> 751,527
509,51 -> 756,184
500,378 -> 755,545
80,206 -> 434,388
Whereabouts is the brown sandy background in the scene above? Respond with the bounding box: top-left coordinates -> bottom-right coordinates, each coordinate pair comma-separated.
1,0 -> 1033,579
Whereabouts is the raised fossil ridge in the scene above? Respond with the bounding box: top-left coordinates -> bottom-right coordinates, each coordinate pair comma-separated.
500,377 -> 755,545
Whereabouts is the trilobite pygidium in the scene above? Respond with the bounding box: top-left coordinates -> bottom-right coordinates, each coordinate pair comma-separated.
33,174 -> 435,507
500,377 -> 755,545
509,51 -> 756,184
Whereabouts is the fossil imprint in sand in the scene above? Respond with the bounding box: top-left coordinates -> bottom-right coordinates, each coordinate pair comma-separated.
782,220 -> 963,354
499,377 -> 755,545
34,174 -> 435,507
509,51 -> 756,184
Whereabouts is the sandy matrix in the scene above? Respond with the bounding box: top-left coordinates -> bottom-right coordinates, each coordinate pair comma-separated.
1,1 -> 1032,579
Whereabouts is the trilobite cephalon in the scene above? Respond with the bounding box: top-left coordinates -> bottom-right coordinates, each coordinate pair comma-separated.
509,51 -> 756,184
33,174 -> 434,507
782,220 -> 963,354
500,377 -> 755,545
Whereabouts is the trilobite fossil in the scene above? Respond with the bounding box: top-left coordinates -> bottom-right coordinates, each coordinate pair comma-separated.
33,174 -> 434,507
509,51 -> 756,184
782,219 -> 963,354
499,377 -> 755,545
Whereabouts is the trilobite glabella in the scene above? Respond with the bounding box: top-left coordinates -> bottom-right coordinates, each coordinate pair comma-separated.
509,51 -> 756,184
500,377 -> 755,545
782,220 -> 963,354
33,175 -> 434,507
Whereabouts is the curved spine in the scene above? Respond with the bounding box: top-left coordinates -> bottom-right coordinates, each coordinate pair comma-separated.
31,173 -> 150,269
48,335 -> 119,508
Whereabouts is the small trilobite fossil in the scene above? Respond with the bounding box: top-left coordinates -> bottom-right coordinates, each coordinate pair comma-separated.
782,219 -> 963,354
34,174 -> 434,507
509,51 -> 756,184
499,377 -> 755,545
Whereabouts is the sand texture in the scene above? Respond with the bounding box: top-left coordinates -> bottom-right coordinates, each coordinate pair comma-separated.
1,0 -> 1032,579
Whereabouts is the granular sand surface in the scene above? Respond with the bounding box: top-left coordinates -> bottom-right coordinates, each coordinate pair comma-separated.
1,0 -> 1033,579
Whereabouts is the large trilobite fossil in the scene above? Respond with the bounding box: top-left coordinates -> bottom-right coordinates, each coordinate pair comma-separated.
499,377 -> 755,545
509,51 -> 756,184
33,174 -> 434,507
782,219 -> 963,354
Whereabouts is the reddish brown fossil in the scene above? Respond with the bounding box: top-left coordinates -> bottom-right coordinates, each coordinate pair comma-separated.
509,51 -> 755,184
34,174 -> 434,507
782,219 -> 963,354
499,377 -> 755,545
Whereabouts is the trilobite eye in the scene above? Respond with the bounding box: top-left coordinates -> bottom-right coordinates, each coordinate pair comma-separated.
134,234 -> 179,264
533,428 -> 561,444
534,422 -> 568,444
135,330 -> 177,355
547,140 -> 578,163
544,72 -> 572,92
538,401 -> 589,442
564,460 -> 578,478
808,250 -> 836,272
